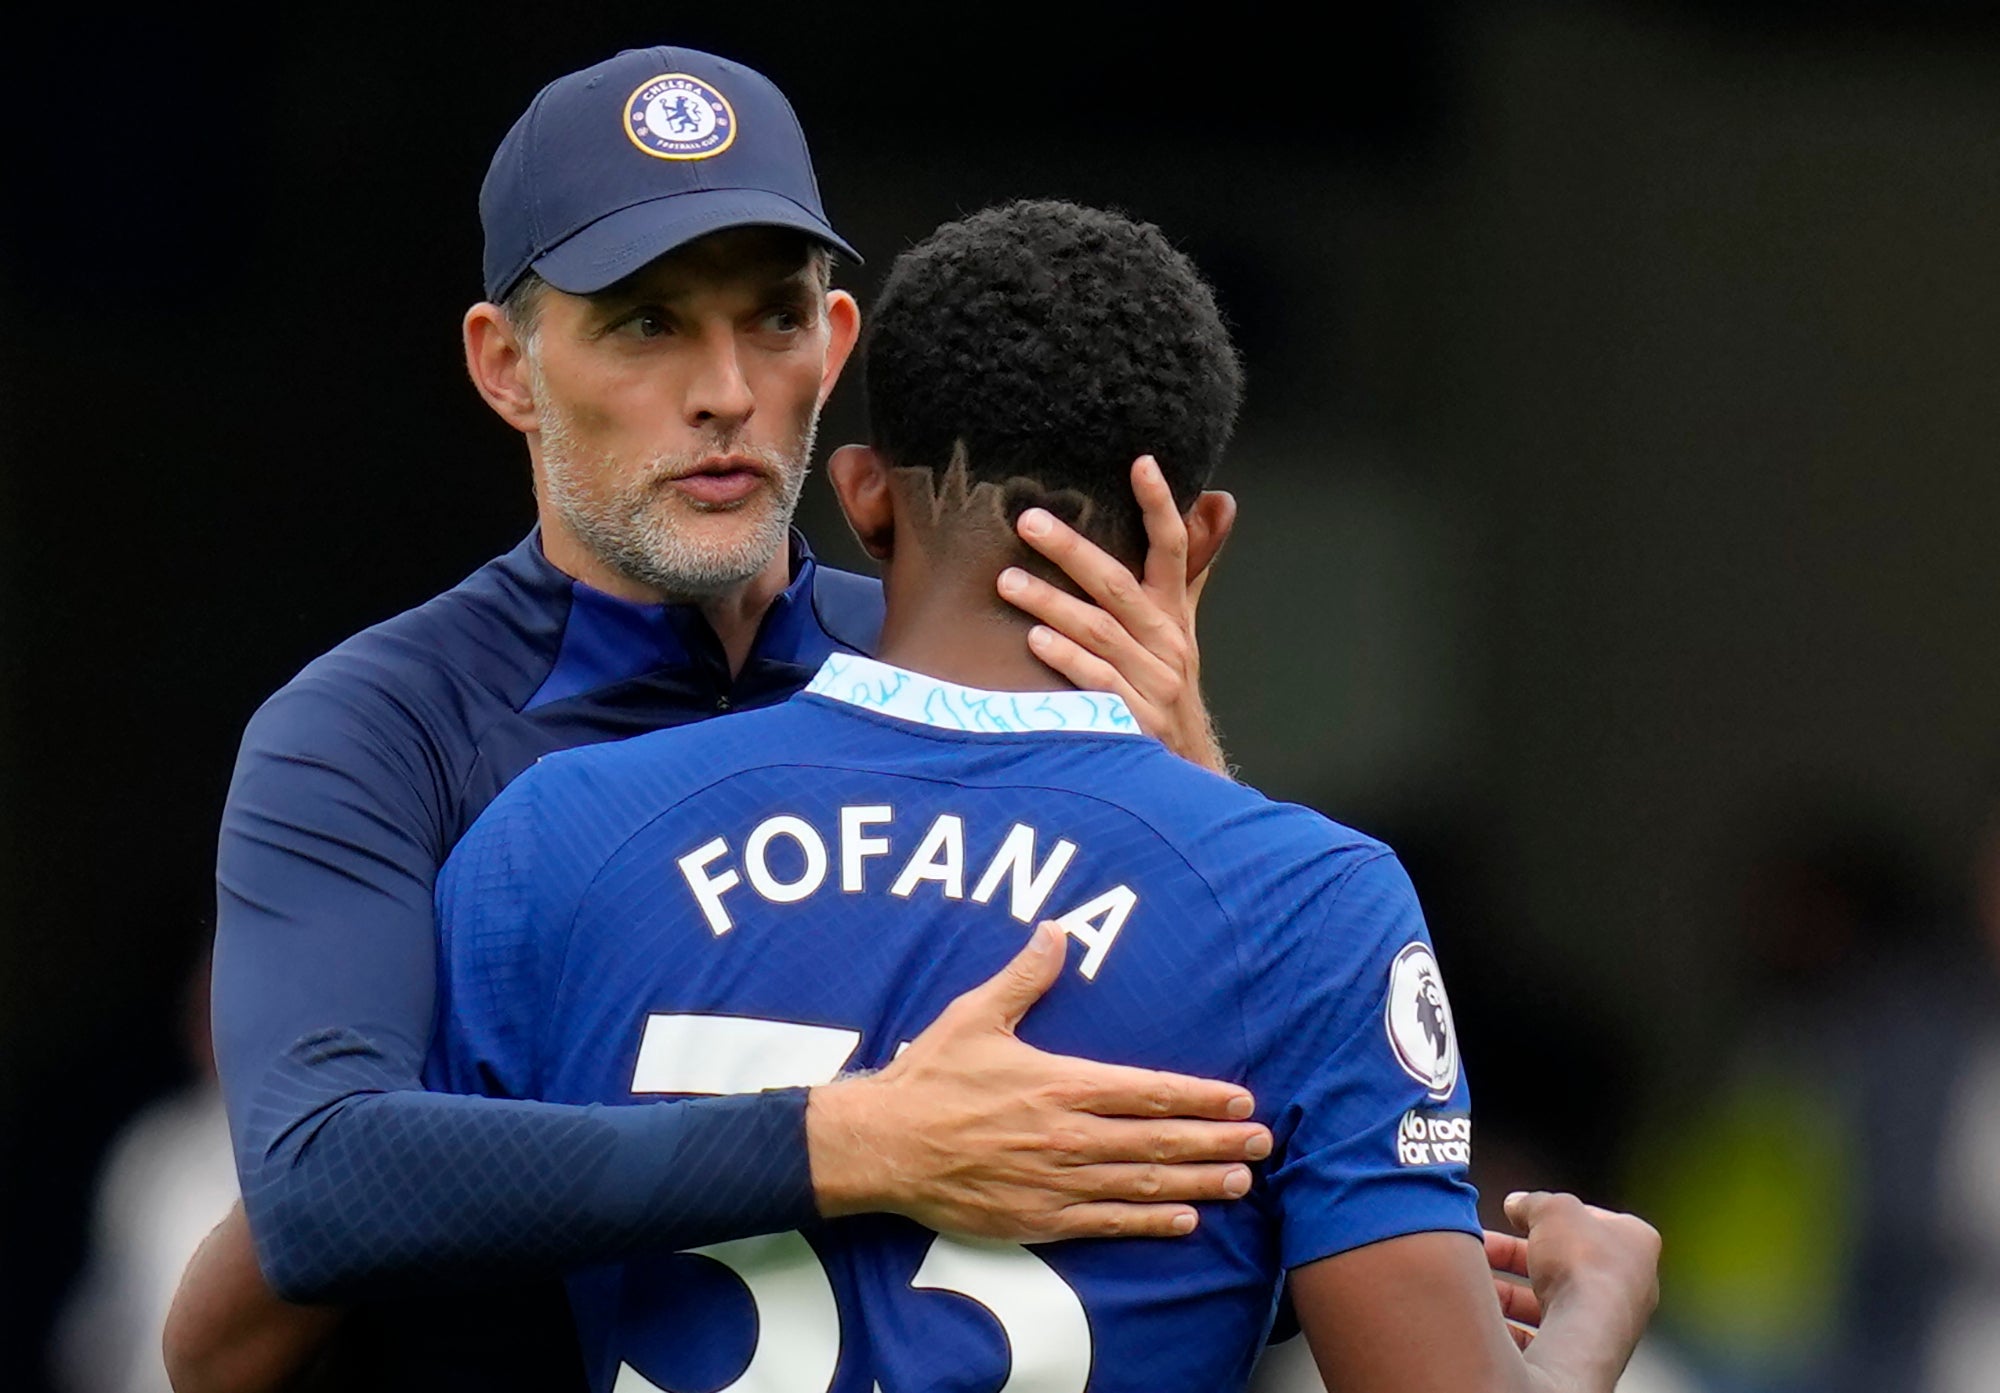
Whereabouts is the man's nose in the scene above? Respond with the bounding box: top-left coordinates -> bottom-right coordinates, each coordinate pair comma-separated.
684,333 -> 756,429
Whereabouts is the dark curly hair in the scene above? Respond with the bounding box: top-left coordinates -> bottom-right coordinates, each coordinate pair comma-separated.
863,199 -> 1243,559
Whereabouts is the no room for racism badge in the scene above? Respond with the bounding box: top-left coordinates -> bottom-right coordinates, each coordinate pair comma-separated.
624,74 -> 736,160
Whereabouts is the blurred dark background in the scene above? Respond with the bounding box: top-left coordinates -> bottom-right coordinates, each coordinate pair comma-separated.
5,4 -> 1999,1390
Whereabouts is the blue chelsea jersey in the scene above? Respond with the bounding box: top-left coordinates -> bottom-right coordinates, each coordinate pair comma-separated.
432,655 -> 1479,1393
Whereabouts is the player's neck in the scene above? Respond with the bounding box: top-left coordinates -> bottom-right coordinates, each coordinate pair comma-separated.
873,565 -> 1072,694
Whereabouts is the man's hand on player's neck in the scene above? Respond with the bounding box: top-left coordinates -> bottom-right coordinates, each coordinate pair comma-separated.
831,448 -> 1237,770
806,923 -> 1272,1239
999,456 -> 1236,774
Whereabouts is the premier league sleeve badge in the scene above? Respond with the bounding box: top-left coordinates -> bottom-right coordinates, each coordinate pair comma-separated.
1384,941 -> 1461,1102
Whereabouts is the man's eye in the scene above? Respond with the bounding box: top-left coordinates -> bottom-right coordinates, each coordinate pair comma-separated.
761,307 -> 805,333
618,310 -> 670,338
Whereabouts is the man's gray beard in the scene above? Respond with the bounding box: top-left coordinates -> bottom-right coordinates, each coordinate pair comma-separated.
535,388 -> 814,601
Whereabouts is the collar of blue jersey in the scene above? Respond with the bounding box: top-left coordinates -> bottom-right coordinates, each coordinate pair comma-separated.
804,653 -> 1143,737
523,528 -> 830,710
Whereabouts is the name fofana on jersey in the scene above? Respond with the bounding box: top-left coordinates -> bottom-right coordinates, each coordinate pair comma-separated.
677,806 -> 1133,979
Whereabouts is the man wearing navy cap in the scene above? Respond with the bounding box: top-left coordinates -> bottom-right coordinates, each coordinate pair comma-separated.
166,46 -> 1259,1393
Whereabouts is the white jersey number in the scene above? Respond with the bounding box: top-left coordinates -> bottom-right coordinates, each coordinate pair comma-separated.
910,1234 -> 1092,1393
615,1014 -> 1094,1393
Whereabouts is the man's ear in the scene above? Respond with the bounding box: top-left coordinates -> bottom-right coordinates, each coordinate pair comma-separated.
827,443 -> 896,562
1183,489 -> 1238,587
817,290 -> 861,410
464,302 -> 539,434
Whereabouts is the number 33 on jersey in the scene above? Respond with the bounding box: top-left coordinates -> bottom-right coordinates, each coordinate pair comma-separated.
609,1015 -> 1089,1393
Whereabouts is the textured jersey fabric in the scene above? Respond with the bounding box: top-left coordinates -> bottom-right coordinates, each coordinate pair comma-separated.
434,654 -> 1480,1393
210,529 -> 881,1388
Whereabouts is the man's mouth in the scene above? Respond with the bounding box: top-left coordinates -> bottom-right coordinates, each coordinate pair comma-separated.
666,456 -> 767,508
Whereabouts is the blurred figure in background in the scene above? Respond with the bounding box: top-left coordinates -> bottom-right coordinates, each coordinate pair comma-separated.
50,948 -> 237,1393
1919,772 -> 2000,1393
1629,805 -> 1945,1393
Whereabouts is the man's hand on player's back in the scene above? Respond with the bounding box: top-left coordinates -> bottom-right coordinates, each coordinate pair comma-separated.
809,922 -> 1271,1238
167,928 -> 1270,1393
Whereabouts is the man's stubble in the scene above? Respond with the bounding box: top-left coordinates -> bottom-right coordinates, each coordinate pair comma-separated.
531,367 -> 816,602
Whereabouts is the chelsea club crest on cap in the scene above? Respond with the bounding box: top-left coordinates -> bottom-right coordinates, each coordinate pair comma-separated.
480,46 -> 860,302
625,73 -> 736,160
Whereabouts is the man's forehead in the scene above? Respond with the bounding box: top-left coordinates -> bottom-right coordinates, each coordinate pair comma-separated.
596,227 -> 822,303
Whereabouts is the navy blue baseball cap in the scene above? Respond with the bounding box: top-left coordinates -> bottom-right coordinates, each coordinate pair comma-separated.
480,46 -> 859,302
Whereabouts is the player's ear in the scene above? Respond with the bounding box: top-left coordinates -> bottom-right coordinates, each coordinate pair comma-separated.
1183,489 -> 1237,587
828,444 -> 895,562
817,290 -> 861,410
464,302 -> 539,433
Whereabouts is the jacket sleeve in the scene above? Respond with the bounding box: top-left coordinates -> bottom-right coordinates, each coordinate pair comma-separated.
212,674 -> 817,1301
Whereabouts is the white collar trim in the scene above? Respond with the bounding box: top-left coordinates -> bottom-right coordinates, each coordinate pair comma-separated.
805,654 -> 1142,737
